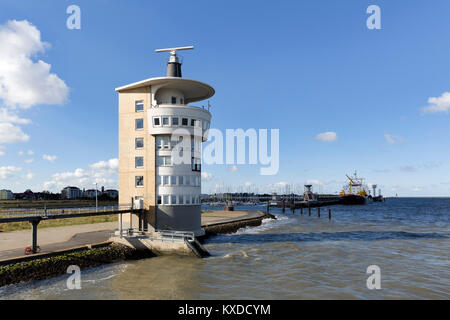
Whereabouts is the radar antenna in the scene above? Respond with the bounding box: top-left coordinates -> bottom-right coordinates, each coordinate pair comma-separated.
155,46 -> 194,77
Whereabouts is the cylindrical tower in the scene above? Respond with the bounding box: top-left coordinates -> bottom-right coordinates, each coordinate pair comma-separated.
116,46 -> 214,236
372,184 -> 377,197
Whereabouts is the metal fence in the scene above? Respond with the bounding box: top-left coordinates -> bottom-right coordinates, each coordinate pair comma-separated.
0,204 -> 134,219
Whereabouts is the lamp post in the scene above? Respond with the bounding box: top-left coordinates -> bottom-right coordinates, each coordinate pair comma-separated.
95,182 -> 98,212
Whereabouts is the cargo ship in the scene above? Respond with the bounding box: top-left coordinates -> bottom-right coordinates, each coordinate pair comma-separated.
339,172 -> 370,205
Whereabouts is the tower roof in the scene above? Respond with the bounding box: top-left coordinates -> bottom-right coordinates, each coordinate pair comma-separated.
115,77 -> 214,103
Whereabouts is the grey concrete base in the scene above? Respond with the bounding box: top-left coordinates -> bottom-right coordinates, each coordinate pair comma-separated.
156,205 -> 203,236
111,236 -> 196,257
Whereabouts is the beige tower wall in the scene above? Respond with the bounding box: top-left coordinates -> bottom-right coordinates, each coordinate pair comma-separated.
118,86 -> 156,229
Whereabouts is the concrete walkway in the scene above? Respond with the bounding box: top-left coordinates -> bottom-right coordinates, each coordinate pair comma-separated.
0,210 -> 266,260
201,210 -> 265,226
0,222 -> 117,259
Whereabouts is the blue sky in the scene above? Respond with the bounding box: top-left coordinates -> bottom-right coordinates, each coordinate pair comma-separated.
0,0 -> 449,196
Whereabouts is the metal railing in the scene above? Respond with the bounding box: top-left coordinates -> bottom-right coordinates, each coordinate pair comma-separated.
0,204 -> 134,219
111,229 -> 195,243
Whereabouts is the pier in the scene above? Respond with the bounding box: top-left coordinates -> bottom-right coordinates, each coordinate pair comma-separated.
0,205 -> 139,254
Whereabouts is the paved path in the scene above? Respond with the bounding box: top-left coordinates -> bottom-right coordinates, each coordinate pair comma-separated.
201,210 -> 265,226
0,210 -> 265,260
0,222 -> 117,257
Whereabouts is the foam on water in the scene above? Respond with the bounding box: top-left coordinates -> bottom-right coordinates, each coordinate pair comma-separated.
2,199 -> 449,299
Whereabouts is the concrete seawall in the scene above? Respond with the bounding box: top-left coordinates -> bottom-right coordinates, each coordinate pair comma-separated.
202,213 -> 274,238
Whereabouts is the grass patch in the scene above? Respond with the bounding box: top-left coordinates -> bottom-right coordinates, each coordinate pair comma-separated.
0,214 -> 118,232
0,200 -> 117,209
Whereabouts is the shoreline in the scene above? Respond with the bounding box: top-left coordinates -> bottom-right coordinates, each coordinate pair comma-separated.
0,211 -> 275,288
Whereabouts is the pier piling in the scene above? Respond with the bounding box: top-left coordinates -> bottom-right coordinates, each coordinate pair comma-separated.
308,207 -> 311,216
328,208 -> 331,220
300,207 -> 303,215
318,207 -> 320,218
30,219 -> 40,253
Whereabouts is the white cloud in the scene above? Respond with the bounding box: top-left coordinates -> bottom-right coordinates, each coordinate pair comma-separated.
244,181 -> 252,187
400,165 -> 417,173
0,109 -> 31,124
0,122 -> 30,144
43,154 -> 57,162
18,150 -> 24,155
422,92 -> 450,114
229,165 -> 238,172
0,20 -> 68,147
89,158 -> 118,171
43,158 -> 118,192
306,179 -> 324,185
315,131 -> 337,142
201,171 -> 214,181
24,158 -> 34,163
385,133 -> 403,145
0,146 -> 4,156
26,172 -> 34,179
0,166 -> 22,179
0,20 -> 69,109
27,150 -> 33,155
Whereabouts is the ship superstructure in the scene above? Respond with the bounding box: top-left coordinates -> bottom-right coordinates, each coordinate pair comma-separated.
339,171 -> 370,205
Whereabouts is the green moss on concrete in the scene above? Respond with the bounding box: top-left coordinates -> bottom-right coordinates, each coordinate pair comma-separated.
0,243 -> 153,288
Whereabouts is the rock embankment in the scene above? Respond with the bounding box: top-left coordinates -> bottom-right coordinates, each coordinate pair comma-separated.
0,243 -> 153,288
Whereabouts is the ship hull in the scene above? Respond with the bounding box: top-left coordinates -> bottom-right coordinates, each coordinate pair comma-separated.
340,194 -> 367,205
372,195 -> 383,202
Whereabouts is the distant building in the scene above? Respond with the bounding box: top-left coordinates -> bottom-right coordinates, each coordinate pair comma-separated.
104,189 -> 118,199
83,189 -> 101,199
61,186 -> 82,199
0,189 -> 14,200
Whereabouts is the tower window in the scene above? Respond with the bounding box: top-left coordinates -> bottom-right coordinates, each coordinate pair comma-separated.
157,156 -> 172,166
171,195 -> 177,205
163,195 -> 169,205
135,176 -> 144,187
136,119 -> 144,130
162,117 -> 169,125
135,156 -> 144,168
190,119 -> 195,126
182,118 -> 188,126
157,176 -> 161,185
163,176 -> 169,185
135,138 -> 144,149
171,96 -> 177,104
191,158 -> 201,171
153,117 -> 160,126
171,176 -> 177,185
157,196 -> 162,204
172,117 -> 179,126
135,100 -> 144,112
